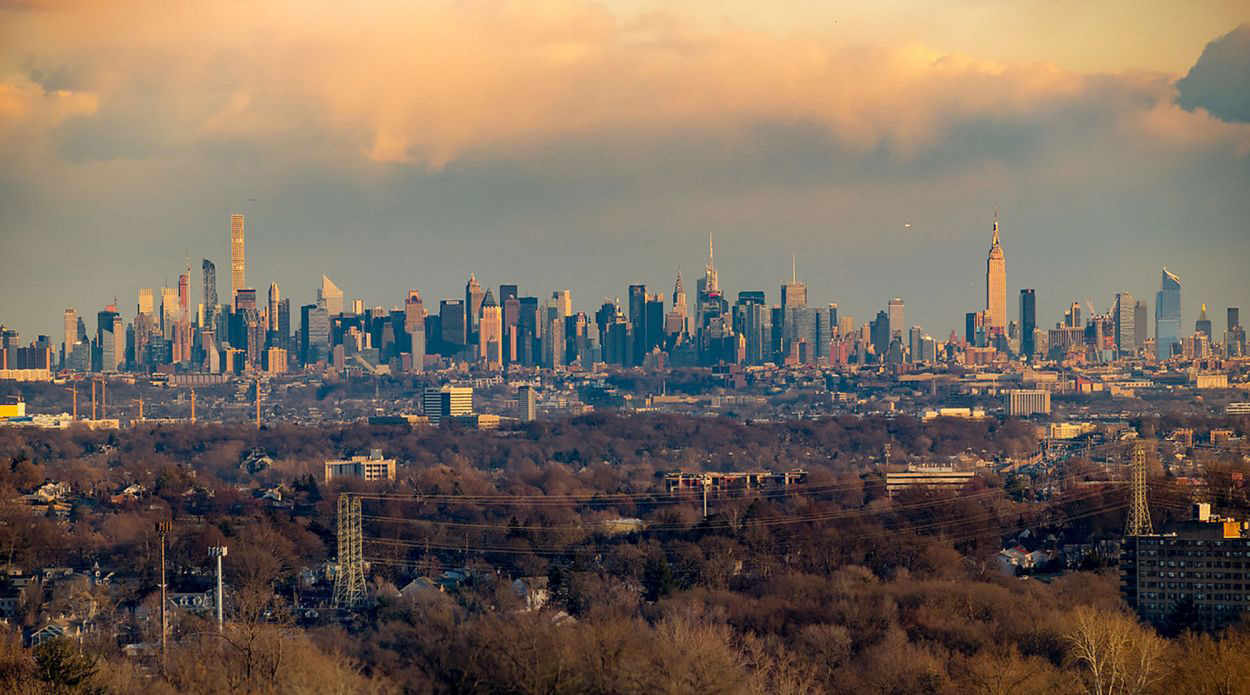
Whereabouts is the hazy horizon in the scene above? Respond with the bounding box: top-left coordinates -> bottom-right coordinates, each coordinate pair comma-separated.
2,2 -> 1248,341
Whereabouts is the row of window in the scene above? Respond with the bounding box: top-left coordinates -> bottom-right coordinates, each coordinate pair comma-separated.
1143,593 -> 1248,604
1142,570 -> 1246,579
1141,601 -> 1243,612
1139,539 -> 1250,549
1143,581 -> 1248,591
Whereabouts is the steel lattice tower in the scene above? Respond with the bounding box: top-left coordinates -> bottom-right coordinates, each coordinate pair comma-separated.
332,494 -> 366,608
1126,442 -> 1153,536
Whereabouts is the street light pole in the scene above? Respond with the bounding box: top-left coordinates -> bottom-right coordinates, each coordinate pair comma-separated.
209,546 -> 228,632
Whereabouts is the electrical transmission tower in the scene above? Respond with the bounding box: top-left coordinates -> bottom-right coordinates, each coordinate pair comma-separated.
1126,442 -> 1153,536
332,494 -> 366,608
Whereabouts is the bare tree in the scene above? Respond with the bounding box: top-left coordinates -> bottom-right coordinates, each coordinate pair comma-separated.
1066,605 -> 1165,695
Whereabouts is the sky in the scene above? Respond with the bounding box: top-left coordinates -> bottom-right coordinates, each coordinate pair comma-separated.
1,0 -> 1249,343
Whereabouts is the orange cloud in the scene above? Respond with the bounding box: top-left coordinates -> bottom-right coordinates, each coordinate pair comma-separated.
1,0 -> 1245,168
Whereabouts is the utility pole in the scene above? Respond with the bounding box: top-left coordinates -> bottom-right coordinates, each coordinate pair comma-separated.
331,495 -> 365,609
209,546 -> 228,632
71,384 -> 77,420
190,388 -> 196,423
1126,442 -> 1152,536
155,521 -> 171,662
702,474 -> 710,519
255,378 -> 261,430
138,397 -> 144,421
101,379 -> 106,418
91,379 -> 97,420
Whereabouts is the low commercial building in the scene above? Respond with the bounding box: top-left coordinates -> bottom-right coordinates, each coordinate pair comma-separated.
885,467 -> 978,497
324,449 -> 397,483
664,470 -> 807,495
1006,389 -> 1050,416
423,386 -> 473,425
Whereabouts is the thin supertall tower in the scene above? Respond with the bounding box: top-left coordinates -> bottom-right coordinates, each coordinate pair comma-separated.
1126,442 -> 1152,536
332,494 -> 366,608
985,211 -> 1006,331
230,213 -> 245,301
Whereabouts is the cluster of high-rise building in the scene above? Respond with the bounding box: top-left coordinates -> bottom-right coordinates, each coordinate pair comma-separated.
0,214 -> 1244,378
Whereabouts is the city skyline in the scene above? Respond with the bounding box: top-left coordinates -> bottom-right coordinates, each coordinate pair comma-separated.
2,6 -> 1248,341
3,210 -> 1245,350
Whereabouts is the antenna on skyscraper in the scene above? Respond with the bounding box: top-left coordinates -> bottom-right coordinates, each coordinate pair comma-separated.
791,252 -> 797,284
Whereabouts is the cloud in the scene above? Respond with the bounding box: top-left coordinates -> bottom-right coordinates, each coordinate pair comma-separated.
5,0 -> 1243,173
1177,23 -> 1250,123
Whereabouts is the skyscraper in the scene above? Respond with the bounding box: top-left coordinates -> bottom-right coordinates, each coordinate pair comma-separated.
671,271 -> 688,336
465,274 -> 485,344
696,233 -> 719,329
985,214 -> 1006,332
629,284 -> 647,365
268,283 -> 281,332
1114,292 -> 1136,357
1019,289 -> 1036,359
479,290 -> 502,368
552,289 -> 572,318
887,298 -> 904,338
1227,307 -> 1245,357
1133,299 -> 1148,349
1196,304 -> 1212,338
230,213 -> 245,301
202,259 -> 217,309
319,275 -> 344,316
277,298 -> 290,350
1155,267 -> 1181,360
439,299 -> 466,353
781,254 -> 807,310
62,308 -> 77,365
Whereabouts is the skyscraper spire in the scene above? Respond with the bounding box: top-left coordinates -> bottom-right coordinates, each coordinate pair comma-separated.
991,208 -> 1000,247
791,252 -> 797,284
704,232 -> 718,294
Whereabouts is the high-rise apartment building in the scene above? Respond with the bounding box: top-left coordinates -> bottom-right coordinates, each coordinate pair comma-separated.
276,298 -> 290,350
1122,504 -> 1250,631
230,213 -> 245,301
268,283 -> 280,332
1155,267 -> 1181,360
202,259 -> 217,310
1019,289 -> 1036,359
517,385 -> 537,422
985,215 -> 1006,332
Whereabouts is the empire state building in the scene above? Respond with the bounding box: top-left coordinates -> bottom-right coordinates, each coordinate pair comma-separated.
986,214 -> 1006,331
